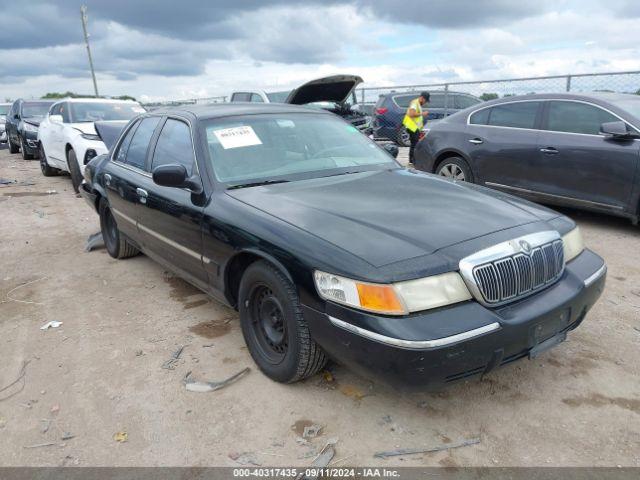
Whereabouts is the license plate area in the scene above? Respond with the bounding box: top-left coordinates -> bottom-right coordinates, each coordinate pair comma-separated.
529,331 -> 566,359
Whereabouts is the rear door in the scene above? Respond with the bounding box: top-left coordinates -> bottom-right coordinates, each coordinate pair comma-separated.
466,101 -> 543,188
134,116 -> 209,288
533,100 -> 640,211
104,116 -> 161,242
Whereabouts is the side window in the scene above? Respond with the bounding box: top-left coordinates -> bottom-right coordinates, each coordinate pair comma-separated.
545,101 -> 618,135
232,92 -> 251,102
151,119 -> 195,175
50,104 -> 62,116
488,101 -> 541,129
428,93 -> 445,108
394,94 -> 415,108
456,95 -> 481,109
114,120 -> 140,163
250,93 -> 264,103
124,117 -> 161,170
469,108 -> 491,125
60,103 -> 70,123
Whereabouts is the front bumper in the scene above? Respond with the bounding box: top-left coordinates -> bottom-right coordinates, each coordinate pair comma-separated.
22,130 -> 40,156
303,249 -> 606,389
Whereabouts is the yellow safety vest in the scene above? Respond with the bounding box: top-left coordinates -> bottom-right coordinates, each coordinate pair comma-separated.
402,98 -> 424,132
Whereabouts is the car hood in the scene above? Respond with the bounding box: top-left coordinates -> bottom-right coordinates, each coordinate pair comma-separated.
285,75 -> 363,105
227,169 -> 559,268
94,120 -> 129,150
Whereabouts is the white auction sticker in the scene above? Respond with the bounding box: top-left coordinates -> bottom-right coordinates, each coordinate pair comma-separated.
213,126 -> 262,149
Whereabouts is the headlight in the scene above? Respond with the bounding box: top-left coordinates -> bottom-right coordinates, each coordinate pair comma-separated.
562,226 -> 584,263
314,270 -> 471,316
81,132 -> 101,141
24,123 -> 38,133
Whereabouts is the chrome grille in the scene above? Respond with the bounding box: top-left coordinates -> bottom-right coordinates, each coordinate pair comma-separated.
458,231 -> 565,307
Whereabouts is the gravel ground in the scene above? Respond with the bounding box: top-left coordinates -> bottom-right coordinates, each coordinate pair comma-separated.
0,145 -> 638,467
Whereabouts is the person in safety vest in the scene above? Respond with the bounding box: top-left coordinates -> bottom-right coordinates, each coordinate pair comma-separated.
402,91 -> 430,164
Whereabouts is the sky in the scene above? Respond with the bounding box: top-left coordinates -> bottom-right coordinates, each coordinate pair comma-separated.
1,0 -> 639,102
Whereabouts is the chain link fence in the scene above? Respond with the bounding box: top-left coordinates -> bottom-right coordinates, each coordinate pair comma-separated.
356,70 -> 640,146
141,95 -> 227,110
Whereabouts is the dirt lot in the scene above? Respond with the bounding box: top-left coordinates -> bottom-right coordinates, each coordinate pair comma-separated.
0,145 -> 639,467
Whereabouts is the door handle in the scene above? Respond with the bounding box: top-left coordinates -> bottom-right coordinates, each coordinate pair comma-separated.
136,188 -> 148,197
104,173 -> 112,186
540,147 -> 559,154
469,138 -> 483,145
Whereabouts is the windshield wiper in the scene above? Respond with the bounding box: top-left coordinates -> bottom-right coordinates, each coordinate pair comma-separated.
227,179 -> 290,190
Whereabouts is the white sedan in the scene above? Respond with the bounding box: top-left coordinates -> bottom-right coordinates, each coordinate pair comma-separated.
38,98 -> 145,192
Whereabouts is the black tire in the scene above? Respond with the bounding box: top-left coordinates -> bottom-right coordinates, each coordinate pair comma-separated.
20,136 -> 34,160
39,144 -> 57,177
396,126 -> 411,147
238,261 -> 327,383
8,136 -> 19,154
67,149 -> 83,193
435,156 -> 474,183
99,198 -> 139,259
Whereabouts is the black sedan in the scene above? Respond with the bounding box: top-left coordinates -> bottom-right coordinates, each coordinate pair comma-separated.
414,93 -> 640,225
5,99 -> 55,159
81,103 -> 606,388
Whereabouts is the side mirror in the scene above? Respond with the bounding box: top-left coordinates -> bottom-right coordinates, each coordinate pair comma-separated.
152,164 -> 203,194
600,121 -> 632,138
13,113 -> 20,120
383,143 -> 399,158
49,114 -> 63,124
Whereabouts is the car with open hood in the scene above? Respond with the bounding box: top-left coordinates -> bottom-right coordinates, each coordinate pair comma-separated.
0,102 -> 10,143
80,103 -> 606,389
5,99 -> 55,159
230,74 -> 370,132
38,98 -> 146,192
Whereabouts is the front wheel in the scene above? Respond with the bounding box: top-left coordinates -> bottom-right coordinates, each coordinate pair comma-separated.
238,261 -> 327,383
396,126 -> 411,147
20,136 -> 34,160
39,144 -> 58,177
67,149 -> 83,193
8,135 -> 19,154
99,198 -> 139,259
436,157 -> 474,182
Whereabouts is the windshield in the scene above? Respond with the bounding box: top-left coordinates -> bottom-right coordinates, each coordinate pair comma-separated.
265,91 -> 291,103
22,102 -> 52,118
607,97 -> 640,122
70,102 -> 145,122
203,113 -> 397,185
0,104 -> 9,116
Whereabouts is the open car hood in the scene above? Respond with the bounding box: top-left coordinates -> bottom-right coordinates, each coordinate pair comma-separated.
285,74 -> 363,105
94,120 -> 129,151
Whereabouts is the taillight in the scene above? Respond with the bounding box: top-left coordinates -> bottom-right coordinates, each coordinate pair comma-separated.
375,107 -> 388,115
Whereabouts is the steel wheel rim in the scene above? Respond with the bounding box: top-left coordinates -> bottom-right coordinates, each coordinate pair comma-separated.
249,284 -> 287,364
439,163 -> 466,181
400,129 -> 410,145
103,208 -> 118,251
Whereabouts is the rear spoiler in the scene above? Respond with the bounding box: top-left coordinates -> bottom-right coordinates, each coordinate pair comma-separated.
94,120 -> 130,151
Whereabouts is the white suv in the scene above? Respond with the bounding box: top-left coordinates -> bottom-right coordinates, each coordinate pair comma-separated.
38,98 -> 145,192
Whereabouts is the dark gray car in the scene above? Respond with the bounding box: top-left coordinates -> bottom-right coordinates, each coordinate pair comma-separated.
414,93 -> 640,224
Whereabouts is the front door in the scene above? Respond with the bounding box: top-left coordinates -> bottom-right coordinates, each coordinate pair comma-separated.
135,117 -> 209,289
533,100 -> 640,211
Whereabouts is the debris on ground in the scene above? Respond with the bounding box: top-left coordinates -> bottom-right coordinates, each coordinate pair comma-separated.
135,350 -> 144,357
304,438 -> 337,477
228,451 -> 260,466
50,404 -> 60,414
61,432 -> 75,441
322,371 -> 334,383
5,276 -> 47,306
373,436 -> 481,458
113,431 -> 128,443
0,360 -> 30,402
40,419 -> 51,434
45,190 -> 57,194
40,321 -> 63,330
339,384 -> 366,401
161,346 -> 185,370
303,424 -> 323,439
23,442 -> 57,449
202,344 -> 215,348
85,232 -> 105,252
183,367 -> 250,393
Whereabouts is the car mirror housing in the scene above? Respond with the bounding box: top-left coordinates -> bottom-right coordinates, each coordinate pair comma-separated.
600,120 -> 633,138
152,164 -> 202,194
49,114 -> 63,124
383,143 -> 399,158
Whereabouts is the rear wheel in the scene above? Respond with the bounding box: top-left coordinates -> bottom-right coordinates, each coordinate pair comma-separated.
397,127 -> 411,147
238,261 -> 327,383
67,149 -> 83,193
8,135 -> 19,154
436,156 -> 474,182
99,198 -> 139,259
39,144 -> 58,177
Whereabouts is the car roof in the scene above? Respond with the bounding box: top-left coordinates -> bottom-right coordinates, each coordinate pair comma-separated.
148,102 -> 332,120
57,97 -> 140,104
474,92 -> 638,106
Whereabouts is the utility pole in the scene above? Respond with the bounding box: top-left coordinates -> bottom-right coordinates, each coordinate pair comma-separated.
80,5 -> 99,97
